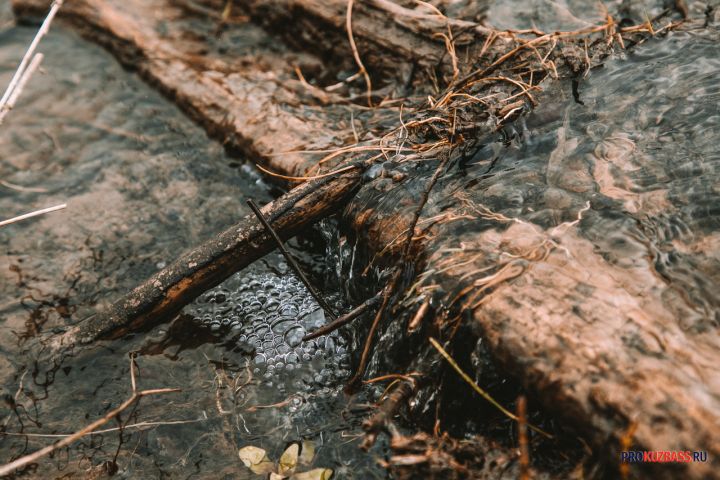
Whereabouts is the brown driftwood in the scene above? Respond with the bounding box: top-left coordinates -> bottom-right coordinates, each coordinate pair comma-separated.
233,0 -> 494,75
49,168 -> 364,350
12,0 -> 357,178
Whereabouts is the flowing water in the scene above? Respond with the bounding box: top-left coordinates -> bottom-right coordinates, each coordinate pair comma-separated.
341,8 -> 720,474
1,1 -> 719,479
0,11 -> 383,479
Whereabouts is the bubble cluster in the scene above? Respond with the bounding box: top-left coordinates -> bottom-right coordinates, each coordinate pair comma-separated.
187,271 -> 350,382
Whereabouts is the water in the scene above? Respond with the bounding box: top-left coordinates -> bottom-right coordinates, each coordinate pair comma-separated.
344,16 -> 720,472
450,25 -> 720,327
186,264 -> 351,382
357,22 -> 720,340
0,15 -> 382,479
2,2 -> 719,479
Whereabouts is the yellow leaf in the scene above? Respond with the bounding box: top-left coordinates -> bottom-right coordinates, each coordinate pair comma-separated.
291,468 -> 334,480
278,442 -> 300,475
298,441 -> 315,466
238,445 -> 275,475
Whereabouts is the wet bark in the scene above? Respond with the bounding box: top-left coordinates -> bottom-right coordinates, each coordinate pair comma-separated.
48,169 -> 363,350
233,0 -> 492,77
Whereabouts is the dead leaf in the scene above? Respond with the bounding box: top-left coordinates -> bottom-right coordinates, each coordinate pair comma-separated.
298,441 -> 315,466
291,468 -> 334,480
238,445 -> 275,475
278,442 -> 300,475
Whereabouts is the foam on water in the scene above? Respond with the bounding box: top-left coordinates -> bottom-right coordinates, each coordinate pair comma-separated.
186,267 -> 351,382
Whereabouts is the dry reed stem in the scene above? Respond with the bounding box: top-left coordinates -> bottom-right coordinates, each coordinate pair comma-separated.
0,0 -> 63,121
364,372 -> 420,385
0,354 -> 180,477
407,297 -> 429,332
347,283 -> 394,390
0,203 -> 66,227
255,163 -> 359,182
0,53 -> 44,125
1,419 -> 205,438
0,180 -> 48,193
429,337 -> 551,438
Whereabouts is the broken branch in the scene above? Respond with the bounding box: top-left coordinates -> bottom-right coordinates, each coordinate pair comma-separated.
302,291 -> 382,340
48,168 -> 365,351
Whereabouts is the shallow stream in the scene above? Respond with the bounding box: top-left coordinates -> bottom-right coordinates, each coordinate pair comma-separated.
0,10 -> 383,478
1,1 -> 719,479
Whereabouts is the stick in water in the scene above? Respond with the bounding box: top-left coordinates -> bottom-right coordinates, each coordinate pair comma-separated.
0,0 -> 63,120
0,53 -> 44,125
303,291 -> 382,341
0,203 -> 66,228
429,337 -> 552,438
0,354 -> 179,477
247,199 -> 337,320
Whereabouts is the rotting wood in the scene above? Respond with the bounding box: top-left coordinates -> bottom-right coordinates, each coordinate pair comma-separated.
48,168 -> 364,351
234,0 -> 498,81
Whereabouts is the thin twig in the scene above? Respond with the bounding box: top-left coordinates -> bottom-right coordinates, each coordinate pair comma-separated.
255,162 -> 360,183
407,297 -> 430,332
346,0 -> 373,107
348,155 -> 450,390
0,180 -> 48,193
0,53 -> 44,125
247,199 -> 337,320
0,355 -> 179,477
303,291 -> 382,340
346,283 -> 394,390
429,337 -> 552,438
1,419 -> 205,438
0,0 -> 63,115
0,203 -> 66,228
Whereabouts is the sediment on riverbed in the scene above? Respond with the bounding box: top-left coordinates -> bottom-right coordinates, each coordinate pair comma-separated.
12,0 -> 719,478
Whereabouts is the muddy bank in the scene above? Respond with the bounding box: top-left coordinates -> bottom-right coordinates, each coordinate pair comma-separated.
8,0 -> 720,478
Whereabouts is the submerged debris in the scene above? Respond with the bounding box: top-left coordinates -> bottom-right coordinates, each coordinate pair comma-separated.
239,441 -> 333,479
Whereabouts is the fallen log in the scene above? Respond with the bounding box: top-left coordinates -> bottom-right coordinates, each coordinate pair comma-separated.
12,0 -> 358,178
234,0 -> 497,80
48,167 -> 364,350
